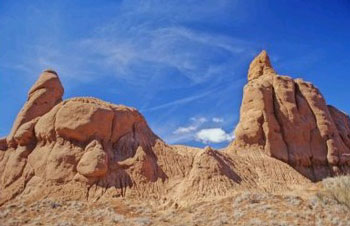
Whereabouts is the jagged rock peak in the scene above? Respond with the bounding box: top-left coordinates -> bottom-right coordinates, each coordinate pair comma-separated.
248,50 -> 276,81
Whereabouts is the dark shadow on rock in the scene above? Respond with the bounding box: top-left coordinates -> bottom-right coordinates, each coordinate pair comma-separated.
206,148 -> 242,184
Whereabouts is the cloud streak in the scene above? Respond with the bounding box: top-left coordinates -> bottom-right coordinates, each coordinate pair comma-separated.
79,25 -> 254,85
142,89 -> 217,112
212,117 -> 224,123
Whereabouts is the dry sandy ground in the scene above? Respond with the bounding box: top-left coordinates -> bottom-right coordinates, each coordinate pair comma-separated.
1,188 -> 350,226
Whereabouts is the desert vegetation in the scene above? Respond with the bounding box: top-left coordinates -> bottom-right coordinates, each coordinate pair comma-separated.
319,175 -> 350,209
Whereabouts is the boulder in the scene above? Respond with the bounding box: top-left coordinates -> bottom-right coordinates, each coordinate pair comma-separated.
77,140 -> 108,178
55,100 -> 114,143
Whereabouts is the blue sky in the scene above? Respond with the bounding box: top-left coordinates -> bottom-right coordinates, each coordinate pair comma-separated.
1,0 -> 350,148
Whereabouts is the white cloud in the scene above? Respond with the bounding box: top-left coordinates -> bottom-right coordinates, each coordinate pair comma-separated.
170,117 -> 234,144
173,117 -> 207,135
195,128 -> 233,144
173,125 -> 197,135
212,117 -> 224,123
190,117 -> 207,124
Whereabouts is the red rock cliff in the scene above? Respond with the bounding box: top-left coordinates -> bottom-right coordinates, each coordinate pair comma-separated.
232,51 -> 350,181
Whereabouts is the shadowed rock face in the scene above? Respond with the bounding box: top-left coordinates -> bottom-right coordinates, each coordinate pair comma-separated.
232,51 -> 350,181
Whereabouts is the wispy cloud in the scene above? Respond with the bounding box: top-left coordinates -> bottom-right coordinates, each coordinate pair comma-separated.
2,0 -> 254,89
0,0 -> 249,148
79,25 -> 254,85
212,117 -> 224,123
174,126 -> 197,135
142,89 -> 217,112
174,117 -> 207,135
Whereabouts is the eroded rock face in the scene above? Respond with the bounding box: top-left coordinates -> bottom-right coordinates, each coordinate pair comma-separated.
55,101 -> 114,143
0,70 -> 165,205
1,60 -> 347,207
7,70 -> 64,148
233,51 -> 350,181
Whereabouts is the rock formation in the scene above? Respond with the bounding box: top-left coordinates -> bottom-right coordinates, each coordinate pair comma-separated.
6,70 -> 64,148
232,50 -> 350,181
1,53 -> 350,225
0,69 -> 310,206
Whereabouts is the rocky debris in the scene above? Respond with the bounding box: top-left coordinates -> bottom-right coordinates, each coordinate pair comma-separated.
232,50 -> 350,181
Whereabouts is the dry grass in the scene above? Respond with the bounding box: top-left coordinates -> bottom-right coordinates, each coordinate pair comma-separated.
321,175 -> 350,209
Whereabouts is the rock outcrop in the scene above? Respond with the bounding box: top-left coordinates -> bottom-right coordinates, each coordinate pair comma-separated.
0,69 -> 310,206
0,71 -> 169,204
232,50 -> 350,181
1,53 -> 350,225
7,70 -> 64,148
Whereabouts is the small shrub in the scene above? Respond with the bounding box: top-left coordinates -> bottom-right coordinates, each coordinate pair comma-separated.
321,175 -> 350,209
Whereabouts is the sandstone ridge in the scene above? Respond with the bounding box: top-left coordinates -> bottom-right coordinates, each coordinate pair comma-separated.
0,69 -> 310,206
232,50 -> 350,181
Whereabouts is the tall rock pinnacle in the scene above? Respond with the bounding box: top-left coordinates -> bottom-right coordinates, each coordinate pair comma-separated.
7,70 -> 64,147
247,50 -> 276,81
232,51 -> 350,181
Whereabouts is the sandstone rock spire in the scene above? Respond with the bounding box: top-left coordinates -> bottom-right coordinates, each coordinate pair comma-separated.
232,51 -> 350,181
247,50 -> 276,81
7,70 -> 64,147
